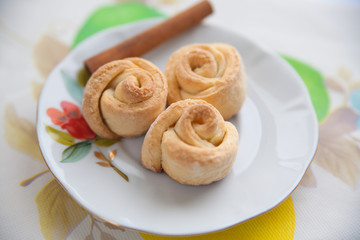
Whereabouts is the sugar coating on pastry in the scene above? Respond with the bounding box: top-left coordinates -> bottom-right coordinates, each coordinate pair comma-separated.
165,43 -> 246,120
82,58 -> 168,139
141,99 -> 239,185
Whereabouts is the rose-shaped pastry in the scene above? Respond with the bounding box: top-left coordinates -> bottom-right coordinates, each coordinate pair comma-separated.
165,43 -> 246,120
82,58 -> 168,139
141,99 -> 239,185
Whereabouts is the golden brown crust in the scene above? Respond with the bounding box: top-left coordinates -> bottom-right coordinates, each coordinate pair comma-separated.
82,58 -> 168,139
165,43 -> 247,120
141,99 -> 239,185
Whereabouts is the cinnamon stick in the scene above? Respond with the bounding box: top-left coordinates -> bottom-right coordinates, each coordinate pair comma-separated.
84,0 -> 213,73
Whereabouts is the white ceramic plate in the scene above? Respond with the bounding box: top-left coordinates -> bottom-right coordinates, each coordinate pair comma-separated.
37,19 -> 318,236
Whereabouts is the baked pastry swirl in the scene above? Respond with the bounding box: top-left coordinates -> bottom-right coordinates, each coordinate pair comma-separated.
82,58 -> 168,139
141,99 -> 239,185
165,43 -> 246,120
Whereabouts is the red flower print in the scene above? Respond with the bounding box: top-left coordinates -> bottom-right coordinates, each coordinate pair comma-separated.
47,101 -> 96,140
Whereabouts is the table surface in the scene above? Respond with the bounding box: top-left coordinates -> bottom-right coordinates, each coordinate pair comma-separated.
0,0 -> 359,239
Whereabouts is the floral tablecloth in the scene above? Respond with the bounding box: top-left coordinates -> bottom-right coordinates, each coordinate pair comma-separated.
1,0 -> 359,239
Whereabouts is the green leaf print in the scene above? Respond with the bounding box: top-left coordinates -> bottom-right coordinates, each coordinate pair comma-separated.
45,125 -> 75,146
61,141 -> 92,163
71,2 -> 165,49
282,55 -> 330,122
